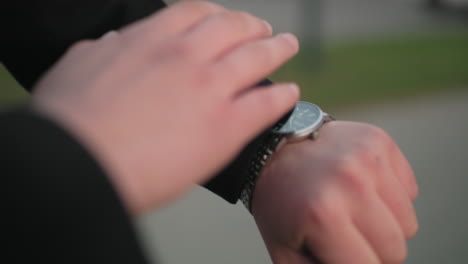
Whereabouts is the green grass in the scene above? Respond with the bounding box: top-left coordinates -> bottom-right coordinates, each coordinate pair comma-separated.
0,64 -> 29,108
271,31 -> 468,110
1,31 -> 467,110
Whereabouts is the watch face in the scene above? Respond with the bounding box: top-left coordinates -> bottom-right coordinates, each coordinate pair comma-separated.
273,101 -> 323,135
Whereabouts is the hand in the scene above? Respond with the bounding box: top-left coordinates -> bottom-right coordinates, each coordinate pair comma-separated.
31,1 -> 299,215
251,121 -> 419,264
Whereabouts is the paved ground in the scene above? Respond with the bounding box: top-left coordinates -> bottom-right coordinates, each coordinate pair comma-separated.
137,90 -> 468,263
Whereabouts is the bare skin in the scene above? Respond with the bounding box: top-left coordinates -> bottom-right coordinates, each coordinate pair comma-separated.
252,121 -> 419,264
31,1 -> 300,214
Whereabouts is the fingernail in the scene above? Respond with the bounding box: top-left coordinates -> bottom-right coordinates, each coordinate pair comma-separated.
288,83 -> 300,98
280,33 -> 299,52
263,20 -> 273,34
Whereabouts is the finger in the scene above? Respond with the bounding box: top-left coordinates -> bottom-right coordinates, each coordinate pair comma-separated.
272,247 -> 319,264
304,214 -> 379,264
377,157 -> 419,239
100,30 -> 119,40
231,83 -> 299,143
122,0 -> 225,45
213,33 -> 299,94
390,144 -> 419,201
301,246 -> 324,264
181,10 -> 272,61
352,191 -> 408,263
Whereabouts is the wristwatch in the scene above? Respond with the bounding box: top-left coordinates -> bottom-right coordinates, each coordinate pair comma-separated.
240,101 -> 334,211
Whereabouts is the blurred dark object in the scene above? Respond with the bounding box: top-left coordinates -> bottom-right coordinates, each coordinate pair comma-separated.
426,0 -> 468,19
428,0 -> 443,8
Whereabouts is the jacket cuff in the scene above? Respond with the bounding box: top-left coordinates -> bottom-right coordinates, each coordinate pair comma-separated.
203,79 -> 274,203
2,108 -> 148,263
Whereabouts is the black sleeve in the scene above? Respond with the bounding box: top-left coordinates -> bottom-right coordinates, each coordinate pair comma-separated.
3,109 -> 151,263
0,0 -> 270,204
0,0 -> 166,88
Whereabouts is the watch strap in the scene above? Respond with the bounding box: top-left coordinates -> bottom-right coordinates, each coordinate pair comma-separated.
239,132 -> 283,211
240,112 -> 334,212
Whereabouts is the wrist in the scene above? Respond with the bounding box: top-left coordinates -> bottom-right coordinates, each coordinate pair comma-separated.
240,101 -> 334,212
250,140 -> 311,215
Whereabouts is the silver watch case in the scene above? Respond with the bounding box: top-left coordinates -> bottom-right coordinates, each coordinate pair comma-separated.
272,101 -> 333,151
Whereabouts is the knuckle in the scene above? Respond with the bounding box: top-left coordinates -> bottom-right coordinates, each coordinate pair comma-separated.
389,241 -> 408,264
334,158 -> 372,194
65,40 -> 96,58
389,250 -> 408,264
192,67 -> 219,89
69,39 -> 94,52
355,124 -> 397,162
365,124 -> 394,148
380,230 -> 407,264
405,165 -> 419,202
411,180 -> 419,200
220,11 -> 269,37
232,10 -> 253,21
407,219 -> 419,239
344,170 -> 371,194
355,141 -> 379,166
100,31 -> 125,49
180,0 -> 221,14
221,11 -> 252,32
166,37 -> 194,58
303,196 -> 345,228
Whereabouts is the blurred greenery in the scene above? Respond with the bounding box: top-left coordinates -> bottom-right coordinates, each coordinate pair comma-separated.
0,64 -> 29,108
1,31 -> 467,111
272,31 -> 468,110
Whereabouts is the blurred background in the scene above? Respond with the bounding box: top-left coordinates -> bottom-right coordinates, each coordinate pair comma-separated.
1,0 -> 467,263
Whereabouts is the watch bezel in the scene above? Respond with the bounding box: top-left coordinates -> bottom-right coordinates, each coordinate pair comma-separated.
271,101 -> 325,141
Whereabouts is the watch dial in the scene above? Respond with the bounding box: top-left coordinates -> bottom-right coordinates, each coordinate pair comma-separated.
273,102 -> 322,133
